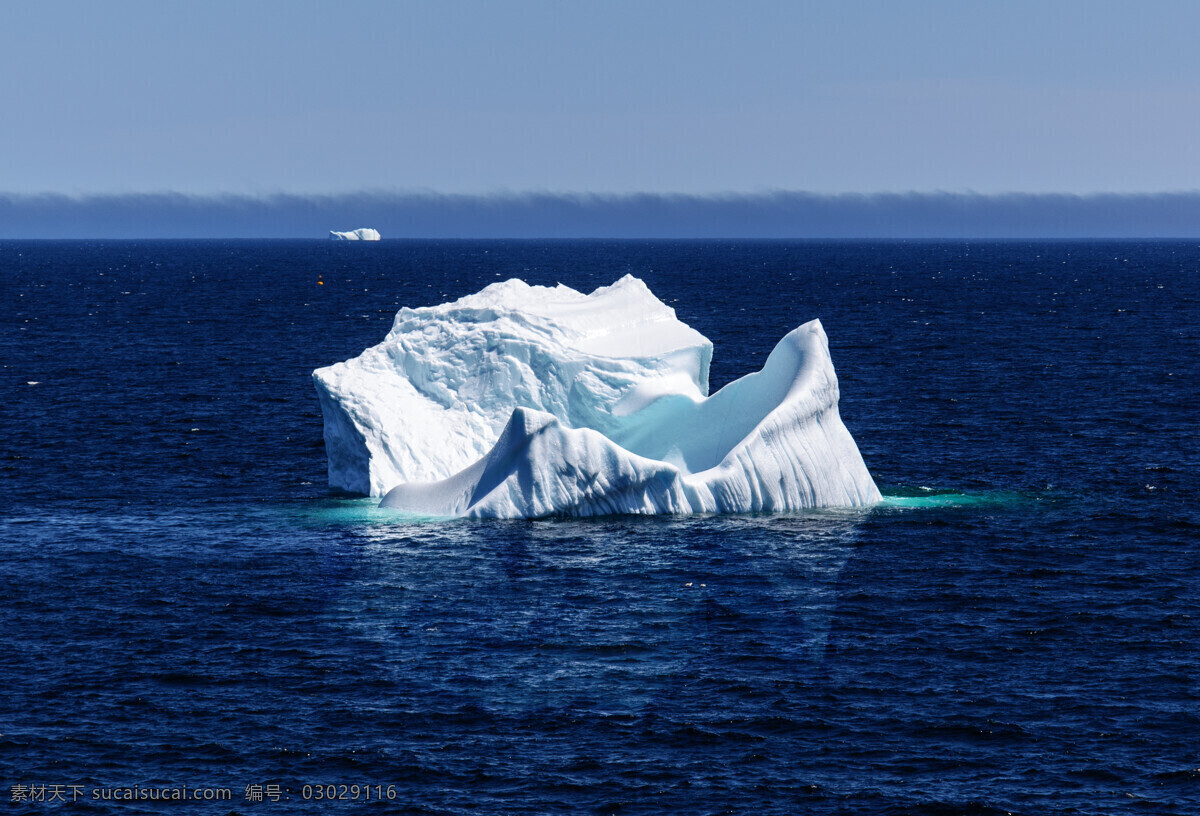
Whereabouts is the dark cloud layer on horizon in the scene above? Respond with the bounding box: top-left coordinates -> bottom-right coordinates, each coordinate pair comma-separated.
3,191 -> 1200,239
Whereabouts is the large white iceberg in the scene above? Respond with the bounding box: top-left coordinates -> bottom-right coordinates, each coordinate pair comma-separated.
330,228 -> 381,241
313,275 -> 880,518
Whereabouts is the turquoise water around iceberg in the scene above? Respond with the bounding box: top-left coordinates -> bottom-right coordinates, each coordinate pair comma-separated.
878,486 -> 1038,509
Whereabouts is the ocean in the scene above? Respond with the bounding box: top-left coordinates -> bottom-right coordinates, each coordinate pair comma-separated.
1,240 -> 1197,815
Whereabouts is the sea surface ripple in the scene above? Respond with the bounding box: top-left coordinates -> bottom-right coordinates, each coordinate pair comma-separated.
1,240 -> 1197,814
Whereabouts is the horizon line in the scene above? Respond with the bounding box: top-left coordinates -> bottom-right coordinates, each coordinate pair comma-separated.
4,190 -> 1200,239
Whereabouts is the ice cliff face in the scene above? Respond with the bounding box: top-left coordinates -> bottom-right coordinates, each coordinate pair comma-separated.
314,275 -> 880,517
330,228 -> 381,241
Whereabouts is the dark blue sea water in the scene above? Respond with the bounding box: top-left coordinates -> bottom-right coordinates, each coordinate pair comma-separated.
1,240 -> 1197,815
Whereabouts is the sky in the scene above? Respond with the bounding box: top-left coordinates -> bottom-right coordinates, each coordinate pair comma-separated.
3,1 -> 1200,235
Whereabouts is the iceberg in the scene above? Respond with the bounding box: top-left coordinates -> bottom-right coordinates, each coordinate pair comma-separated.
330,228 -> 381,241
313,275 -> 880,518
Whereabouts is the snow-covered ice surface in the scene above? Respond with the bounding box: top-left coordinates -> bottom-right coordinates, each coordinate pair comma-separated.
330,228 -> 381,241
314,275 -> 880,517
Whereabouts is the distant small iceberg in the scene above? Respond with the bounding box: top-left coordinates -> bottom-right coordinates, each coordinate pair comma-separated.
330,228 -> 381,241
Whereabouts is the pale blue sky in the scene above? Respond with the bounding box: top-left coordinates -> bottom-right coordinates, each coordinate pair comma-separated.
4,0 -> 1200,196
